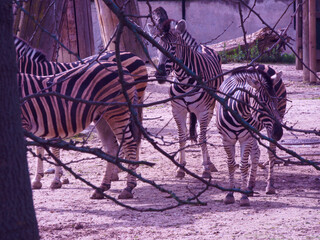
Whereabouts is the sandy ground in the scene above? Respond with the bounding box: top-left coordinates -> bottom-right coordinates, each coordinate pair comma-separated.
28,63 -> 320,240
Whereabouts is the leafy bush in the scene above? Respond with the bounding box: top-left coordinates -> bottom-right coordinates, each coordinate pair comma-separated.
219,41 -> 295,64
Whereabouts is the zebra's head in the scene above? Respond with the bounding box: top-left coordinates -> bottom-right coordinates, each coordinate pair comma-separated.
247,69 -> 284,141
148,7 -> 187,84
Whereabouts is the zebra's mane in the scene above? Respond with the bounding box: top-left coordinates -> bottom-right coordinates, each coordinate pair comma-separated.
14,35 -> 48,62
256,64 -> 276,77
231,67 -> 274,94
160,19 -> 175,34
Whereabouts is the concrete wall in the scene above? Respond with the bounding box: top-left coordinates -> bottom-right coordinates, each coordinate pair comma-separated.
91,1 -> 295,56
138,0 -> 295,43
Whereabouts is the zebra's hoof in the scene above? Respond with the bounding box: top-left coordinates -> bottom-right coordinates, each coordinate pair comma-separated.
258,163 -> 267,169
176,170 -> 185,179
62,178 -> 69,184
202,171 -> 211,179
50,181 -> 62,189
224,193 -> 235,204
246,186 -> 254,197
90,189 -> 105,199
32,181 -> 42,189
240,195 -> 250,206
266,184 -> 276,195
44,168 -> 55,174
208,163 -> 218,172
111,173 -> 119,181
118,189 -> 133,199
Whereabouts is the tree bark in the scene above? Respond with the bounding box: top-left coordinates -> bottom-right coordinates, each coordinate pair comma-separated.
95,0 -> 147,61
14,0 -> 67,60
58,0 -> 95,62
14,0 -> 95,62
0,1 -> 39,240
309,0 -> 317,83
302,0 -> 310,82
296,0 -> 303,70
209,27 -> 288,56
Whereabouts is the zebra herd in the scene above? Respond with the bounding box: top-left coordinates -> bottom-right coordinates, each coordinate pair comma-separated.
16,6 -> 286,206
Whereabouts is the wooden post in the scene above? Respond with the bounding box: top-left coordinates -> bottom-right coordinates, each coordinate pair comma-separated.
309,0 -> 317,83
16,0 -> 67,60
94,0 -> 147,61
58,0 -> 78,62
303,0 -> 310,82
296,0 -> 303,70
74,0 -> 94,58
58,0 -> 94,62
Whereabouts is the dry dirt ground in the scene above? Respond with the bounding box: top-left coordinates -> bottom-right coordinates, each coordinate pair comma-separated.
28,63 -> 320,240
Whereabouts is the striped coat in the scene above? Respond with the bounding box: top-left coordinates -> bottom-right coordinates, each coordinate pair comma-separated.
19,60 -> 140,199
216,66 -> 285,206
15,36 -> 147,196
149,16 -> 223,179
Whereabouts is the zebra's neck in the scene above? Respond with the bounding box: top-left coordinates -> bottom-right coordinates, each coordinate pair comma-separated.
15,37 -> 79,75
15,38 -> 48,63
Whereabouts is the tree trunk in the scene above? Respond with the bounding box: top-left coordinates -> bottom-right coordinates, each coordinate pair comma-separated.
94,0 -> 147,61
14,0 -> 67,60
309,0 -> 317,83
209,27 -> 288,56
14,0 -> 95,62
296,0 -> 303,70
0,1 -> 39,239
58,0 -> 95,62
302,0 -> 310,82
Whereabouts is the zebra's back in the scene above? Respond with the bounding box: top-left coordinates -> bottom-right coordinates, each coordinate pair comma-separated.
19,61 -> 136,139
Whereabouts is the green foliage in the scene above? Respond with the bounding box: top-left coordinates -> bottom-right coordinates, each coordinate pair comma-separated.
219,41 -> 295,64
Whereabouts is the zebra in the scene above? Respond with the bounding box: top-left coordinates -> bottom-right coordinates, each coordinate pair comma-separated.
14,35 -> 148,191
19,60 -> 141,199
147,7 -> 224,179
256,65 -> 287,169
216,66 -> 285,206
14,36 -> 148,103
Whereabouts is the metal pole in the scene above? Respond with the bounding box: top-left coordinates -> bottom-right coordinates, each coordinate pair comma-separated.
182,0 -> 186,20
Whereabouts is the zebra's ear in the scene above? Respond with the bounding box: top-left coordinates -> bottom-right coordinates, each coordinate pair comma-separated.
247,76 -> 261,89
147,23 -> 159,37
271,71 -> 283,82
175,19 -> 187,34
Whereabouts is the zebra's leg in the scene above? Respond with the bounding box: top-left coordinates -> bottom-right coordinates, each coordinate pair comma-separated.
32,146 -> 45,189
116,124 -> 139,200
172,103 -> 188,178
247,139 -> 260,194
197,110 -> 218,178
222,139 -> 237,204
239,137 -> 254,206
91,120 -> 119,199
266,142 -> 276,194
50,147 -> 63,189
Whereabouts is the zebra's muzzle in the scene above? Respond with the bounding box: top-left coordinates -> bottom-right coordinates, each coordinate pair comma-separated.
155,64 -> 167,84
271,121 -> 283,141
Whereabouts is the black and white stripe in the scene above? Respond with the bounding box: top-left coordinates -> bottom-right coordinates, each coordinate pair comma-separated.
216,66 -> 285,206
14,36 -> 148,105
15,36 -> 148,195
19,60 -> 140,199
149,16 -> 223,178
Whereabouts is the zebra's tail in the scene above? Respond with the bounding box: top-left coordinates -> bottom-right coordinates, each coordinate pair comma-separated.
189,113 -> 197,143
130,93 -> 142,148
